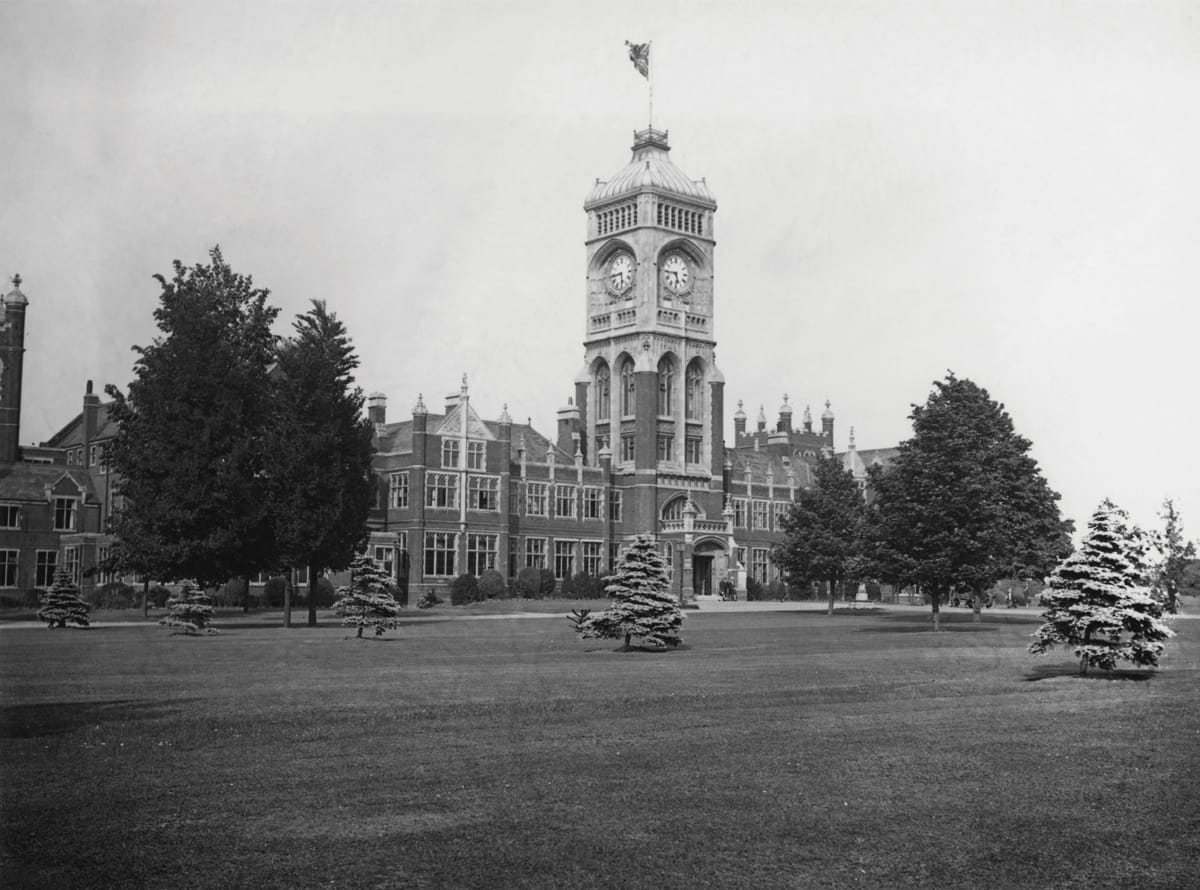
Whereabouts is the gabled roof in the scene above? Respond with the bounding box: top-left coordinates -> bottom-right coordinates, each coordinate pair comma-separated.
41,401 -> 120,448
0,463 -> 95,502
371,415 -> 569,463
727,448 -> 815,489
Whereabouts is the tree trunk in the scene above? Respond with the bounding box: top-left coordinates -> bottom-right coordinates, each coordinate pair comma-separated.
931,589 -> 941,632
624,632 -> 631,650
307,562 -> 318,627
826,578 -> 835,616
357,625 -> 363,639
242,576 -> 251,613
283,572 -> 292,628
972,583 -> 983,623
141,578 -> 150,619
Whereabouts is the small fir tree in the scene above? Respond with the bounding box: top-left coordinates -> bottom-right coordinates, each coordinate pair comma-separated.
37,568 -> 90,628
1030,500 -> 1174,675
571,534 -> 682,650
159,580 -> 215,635
332,553 -> 403,637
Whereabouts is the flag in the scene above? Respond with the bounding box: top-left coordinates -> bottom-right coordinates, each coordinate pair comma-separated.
625,41 -> 650,79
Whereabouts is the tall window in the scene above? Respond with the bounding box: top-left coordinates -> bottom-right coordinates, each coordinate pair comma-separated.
657,358 -> 675,416
0,550 -> 16,587
620,360 -> 635,416
466,534 -> 498,575
63,546 -> 80,584
596,364 -> 611,421
620,435 -> 635,463
752,500 -> 770,531
733,498 -> 747,528
582,487 -> 603,520
468,476 -> 499,511
0,505 -> 18,528
525,537 -> 547,568
53,498 -> 77,531
657,435 -> 673,462
89,445 -> 99,467
467,441 -> 486,470
373,545 -> 395,577
609,541 -> 622,571
423,532 -> 457,577
555,485 -> 576,519
389,472 -> 409,509
96,545 -> 114,585
609,490 -> 623,522
752,548 -> 769,583
35,551 -> 57,588
685,363 -> 703,420
441,439 -> 460,469
553,540 -> 575,579
425,473 -> 458,509
685,437 -> 702,465
773,501 -> 790,529
526,482 -> 548,517
581,541 -> 603,577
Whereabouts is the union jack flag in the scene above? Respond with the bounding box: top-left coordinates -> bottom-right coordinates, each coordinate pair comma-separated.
625,41 -> 650,79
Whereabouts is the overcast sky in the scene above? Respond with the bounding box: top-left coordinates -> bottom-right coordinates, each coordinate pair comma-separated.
2,0 -> 1197,540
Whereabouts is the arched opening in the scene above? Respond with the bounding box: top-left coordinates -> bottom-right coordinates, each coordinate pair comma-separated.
685,360 -> 703,421
595,361 -> 610,421
620,358 -> 635,417
657,356 -> 675,416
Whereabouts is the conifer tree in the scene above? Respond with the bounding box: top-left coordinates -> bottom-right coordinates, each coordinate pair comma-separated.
1030,500 -> 1174,675
159,580 -> 215,635
37,568 -> 90,628
332,553 -> 403,638
571,534 -> 682,650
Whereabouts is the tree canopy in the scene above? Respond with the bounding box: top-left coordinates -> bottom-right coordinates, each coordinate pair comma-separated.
270,300 -> 376,626
105,247 -> 280,587
866,373 -> 1072,629
1151,499 -> 1196,614
571,534 -> 682,650
773,453 -> 866,615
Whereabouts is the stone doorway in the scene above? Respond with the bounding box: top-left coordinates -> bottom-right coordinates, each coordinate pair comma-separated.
693,555 -> 713,596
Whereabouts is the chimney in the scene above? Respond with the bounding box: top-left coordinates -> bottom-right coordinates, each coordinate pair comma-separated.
367,392 -> 387,425
82,380 -> 100,465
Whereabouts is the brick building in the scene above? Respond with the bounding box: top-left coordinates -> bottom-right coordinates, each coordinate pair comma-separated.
363,128 -> 892,601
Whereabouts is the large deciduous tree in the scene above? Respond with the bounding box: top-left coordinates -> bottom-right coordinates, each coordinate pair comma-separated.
1030,500 -> 1173,674
270,300 -> 375,627
105,247 -> 280,587
1152,499 -> 1196,614
866,373 -> 1072,630
773,454 -> 866,615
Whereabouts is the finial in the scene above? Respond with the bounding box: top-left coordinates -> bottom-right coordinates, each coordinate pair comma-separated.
499,403 -> 512,424
11,274 -> 21,288
461,373 -> 468,394
413,393 -> 427,414
849,426 -> 856,449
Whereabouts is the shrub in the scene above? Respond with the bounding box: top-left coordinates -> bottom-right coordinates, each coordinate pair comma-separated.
450,573 -> 480,606
560,573 -> 576,599
766,579 -> 789,601
514,566 -> 542,599
417,588 -> 443,609
539,569 -> 557,598
88,581 -> 137,610
478,569 -> 506,600
567,572 -> 604,600
304,577 -> 338,608
745,577 -> 766,601
262,576 -> 287,608
148,585 -> 172,608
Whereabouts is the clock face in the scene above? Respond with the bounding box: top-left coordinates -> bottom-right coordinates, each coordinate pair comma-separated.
662,254 -> 691,294
608,253 -> 634,295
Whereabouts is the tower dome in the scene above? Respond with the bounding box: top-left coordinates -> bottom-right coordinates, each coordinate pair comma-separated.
585,128 -> 717,208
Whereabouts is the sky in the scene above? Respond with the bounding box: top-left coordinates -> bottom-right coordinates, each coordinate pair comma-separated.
2,0 -> 1198,541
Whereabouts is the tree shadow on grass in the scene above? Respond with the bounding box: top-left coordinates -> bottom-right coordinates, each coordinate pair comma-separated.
0,699 -> 194,738
855,613 -> 1001,633
1023,664 -> 1157,682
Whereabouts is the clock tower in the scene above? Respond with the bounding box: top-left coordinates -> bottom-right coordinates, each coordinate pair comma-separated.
574,127 -> 726,549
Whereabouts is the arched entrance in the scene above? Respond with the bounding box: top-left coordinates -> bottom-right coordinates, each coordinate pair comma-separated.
691,538 -> 727,598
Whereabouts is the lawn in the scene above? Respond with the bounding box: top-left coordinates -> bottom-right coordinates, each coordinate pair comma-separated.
1,608 -> 1197,889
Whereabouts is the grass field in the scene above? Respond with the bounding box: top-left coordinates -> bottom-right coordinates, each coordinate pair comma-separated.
2,607 -> 1197,889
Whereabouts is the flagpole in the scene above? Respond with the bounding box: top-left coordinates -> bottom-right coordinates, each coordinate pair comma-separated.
648,41 -> 654,129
